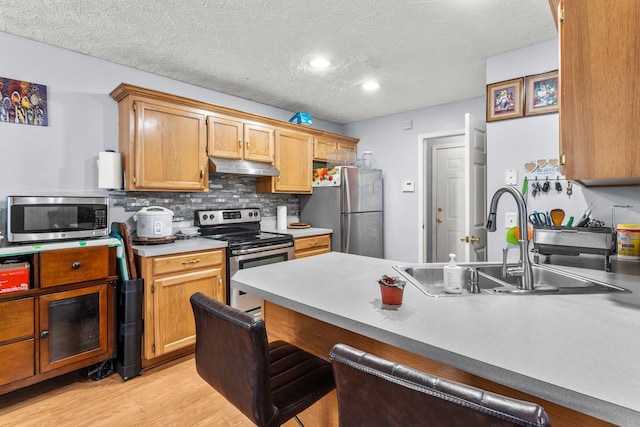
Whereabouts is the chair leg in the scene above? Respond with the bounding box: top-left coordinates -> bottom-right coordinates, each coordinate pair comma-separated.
293,415 -> 304,427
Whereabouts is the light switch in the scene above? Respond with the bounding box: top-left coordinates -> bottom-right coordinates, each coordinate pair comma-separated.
402,181 -> 415,192
505,212 -> 517,228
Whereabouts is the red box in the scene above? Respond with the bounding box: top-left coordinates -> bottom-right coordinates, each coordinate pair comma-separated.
0,262 -> 30,294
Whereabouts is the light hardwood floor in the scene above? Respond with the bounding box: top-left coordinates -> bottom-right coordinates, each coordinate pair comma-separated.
0,355 -> 302,427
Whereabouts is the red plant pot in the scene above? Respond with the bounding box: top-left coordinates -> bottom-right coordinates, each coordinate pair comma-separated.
380,284 -> 404,306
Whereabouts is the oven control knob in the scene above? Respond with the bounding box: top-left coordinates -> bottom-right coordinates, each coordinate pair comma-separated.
202,214 -> 208,220
248,212 -> 253,217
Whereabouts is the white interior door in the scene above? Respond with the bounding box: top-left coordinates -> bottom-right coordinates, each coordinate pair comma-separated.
423,113 -> 487,263
464,114 -> 487,262
434,145 -> 465,262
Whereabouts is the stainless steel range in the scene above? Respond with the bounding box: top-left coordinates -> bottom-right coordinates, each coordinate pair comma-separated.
195,207 -> 294,313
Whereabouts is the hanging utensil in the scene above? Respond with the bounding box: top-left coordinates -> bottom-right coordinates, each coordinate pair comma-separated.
550,209 -> 565,227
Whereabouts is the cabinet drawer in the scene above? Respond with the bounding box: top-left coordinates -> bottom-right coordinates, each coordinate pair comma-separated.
0,298 -> 34,342
40,246 -> 109,288
152,250 -> 224,276
0,339 -> 35,385
294,235 -> 331,252
294,235 -> 331,259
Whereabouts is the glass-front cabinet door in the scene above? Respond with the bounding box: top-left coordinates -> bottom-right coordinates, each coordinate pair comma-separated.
39,284 -> 108,373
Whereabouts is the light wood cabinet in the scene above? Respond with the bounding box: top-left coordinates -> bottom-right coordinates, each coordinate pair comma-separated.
111,84 -> 359,191
257,128 -> 314,194
136,249 -> 225,360
207,114 -> 274,163
294,234 -> 331,259
555,0 -> 640,185
0,246 -> 117,396
111,84 -> 208,192
313,135 -> 358,162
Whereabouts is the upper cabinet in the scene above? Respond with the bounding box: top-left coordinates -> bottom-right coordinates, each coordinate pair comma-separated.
313,135 -> 358,162
111,85 -> 208,192
554,0 -> 640,185
207,114 -> 274,163
257,129 -> 313,194
111,84 -> 359,193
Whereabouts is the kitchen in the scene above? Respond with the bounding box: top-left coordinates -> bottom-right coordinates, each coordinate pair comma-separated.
2,1 -> 640,426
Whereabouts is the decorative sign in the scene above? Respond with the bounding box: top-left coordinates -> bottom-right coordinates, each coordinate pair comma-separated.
0,77 -> 48,126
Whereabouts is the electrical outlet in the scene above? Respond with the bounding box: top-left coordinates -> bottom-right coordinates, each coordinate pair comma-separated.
505,212 -> 518,228
505,169 -> 517,185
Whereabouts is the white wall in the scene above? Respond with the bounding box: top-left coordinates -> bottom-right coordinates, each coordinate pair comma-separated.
0,31 -> 343,202
344,97 -> 485,262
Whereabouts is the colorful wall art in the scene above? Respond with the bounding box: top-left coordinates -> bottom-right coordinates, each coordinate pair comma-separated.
0,77 -> 48,126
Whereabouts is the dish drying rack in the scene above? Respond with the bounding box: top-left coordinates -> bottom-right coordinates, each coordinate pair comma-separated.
532,226 -> 616,271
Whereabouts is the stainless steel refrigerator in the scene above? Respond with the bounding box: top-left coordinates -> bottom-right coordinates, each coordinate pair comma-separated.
300,167 -> 383,258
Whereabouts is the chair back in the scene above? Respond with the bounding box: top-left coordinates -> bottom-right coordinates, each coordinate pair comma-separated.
191,292 -> 273,425
330,343 -> 551,427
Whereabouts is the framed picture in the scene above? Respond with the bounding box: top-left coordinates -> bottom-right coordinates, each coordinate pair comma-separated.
486,78 -> 524,122
525,70 -> 558,116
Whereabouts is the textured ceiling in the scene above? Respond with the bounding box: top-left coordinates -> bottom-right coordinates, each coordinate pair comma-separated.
0,0 -> 557,124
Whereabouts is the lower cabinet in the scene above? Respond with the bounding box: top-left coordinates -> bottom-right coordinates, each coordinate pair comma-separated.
294,234 -> 331,259
0,246 -> 117,395
136,249 -> 226,361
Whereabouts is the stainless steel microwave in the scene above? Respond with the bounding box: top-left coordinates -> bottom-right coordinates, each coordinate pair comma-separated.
6,196 -> 109,243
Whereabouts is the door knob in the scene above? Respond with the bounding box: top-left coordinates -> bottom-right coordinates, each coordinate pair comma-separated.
437,217 -> 443,223
460,236 -> 468,242
470,236 -> 480,244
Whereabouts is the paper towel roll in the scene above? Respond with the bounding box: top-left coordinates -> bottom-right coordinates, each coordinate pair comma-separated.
277,205 -> 287,229
97,151 -> 123,189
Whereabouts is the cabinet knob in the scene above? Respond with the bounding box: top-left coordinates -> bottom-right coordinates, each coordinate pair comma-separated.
40,330 -> 50,338
308,241 -> 318,247
238,139 -> 242,149
72,261 -> 82,270
182,259 -> 200,265
246,140 -> 250,150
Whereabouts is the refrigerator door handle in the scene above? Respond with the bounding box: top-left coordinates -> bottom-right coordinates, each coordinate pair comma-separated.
343,168 -> 352,253
344,214 -> 351,253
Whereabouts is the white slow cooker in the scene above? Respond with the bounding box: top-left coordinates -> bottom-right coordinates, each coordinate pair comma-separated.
134,206 -> 174,238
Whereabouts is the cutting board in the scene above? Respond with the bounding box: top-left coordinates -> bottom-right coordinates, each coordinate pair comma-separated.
288,222 -> 311,229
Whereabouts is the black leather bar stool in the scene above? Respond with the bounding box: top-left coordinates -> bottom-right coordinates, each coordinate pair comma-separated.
190,292 -> 335,427
330,343 -> 551,427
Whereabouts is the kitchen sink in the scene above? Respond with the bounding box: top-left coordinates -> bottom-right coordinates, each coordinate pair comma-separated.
393,263 -> 630,297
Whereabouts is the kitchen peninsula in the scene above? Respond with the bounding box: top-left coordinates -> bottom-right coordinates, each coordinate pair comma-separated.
232,252 -> 640,426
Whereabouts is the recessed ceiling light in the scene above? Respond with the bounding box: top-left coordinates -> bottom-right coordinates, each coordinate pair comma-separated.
362,81 -> 380,91
310,57 -> 331,69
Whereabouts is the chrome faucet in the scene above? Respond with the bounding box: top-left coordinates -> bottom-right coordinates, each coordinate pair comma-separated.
486,186 -> 534,291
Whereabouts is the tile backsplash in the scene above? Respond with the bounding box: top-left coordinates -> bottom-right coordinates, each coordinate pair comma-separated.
109,175 -> 299,222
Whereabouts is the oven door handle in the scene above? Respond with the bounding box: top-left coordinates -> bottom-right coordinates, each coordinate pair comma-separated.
231,242 -> 293,255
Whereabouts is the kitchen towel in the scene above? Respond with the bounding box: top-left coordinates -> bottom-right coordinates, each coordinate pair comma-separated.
97,151 -> 123,189
277,206 -> 287,229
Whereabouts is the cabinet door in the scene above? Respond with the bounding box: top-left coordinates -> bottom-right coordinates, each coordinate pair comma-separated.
263,129 -> 313,193
337,141 -> 357,156
134,100 -> 207,191
313,136 -> 336,161
243,123 -> 274,162
39,284 -> 109,373
559,0 -> 640,183
207,114 -> 243,160
152,267 -> 223,356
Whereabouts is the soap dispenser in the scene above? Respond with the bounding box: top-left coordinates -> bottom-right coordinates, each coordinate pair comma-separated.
443,253 -> 464,294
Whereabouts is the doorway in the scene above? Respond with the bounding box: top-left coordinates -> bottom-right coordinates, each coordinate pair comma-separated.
417,113 -> 487,263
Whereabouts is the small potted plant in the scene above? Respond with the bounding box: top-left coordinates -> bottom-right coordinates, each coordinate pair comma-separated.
378,275 -> 406,306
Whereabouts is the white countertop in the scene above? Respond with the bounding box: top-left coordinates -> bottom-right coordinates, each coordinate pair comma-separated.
132,238 -> 227,257
0,237 -> 121,256
231,252 -> 640,426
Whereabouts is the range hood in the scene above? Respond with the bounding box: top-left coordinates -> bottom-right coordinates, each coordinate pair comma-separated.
208,157 -> 280,177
